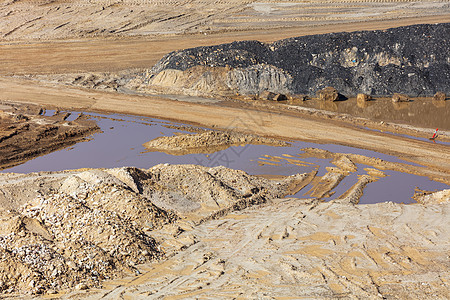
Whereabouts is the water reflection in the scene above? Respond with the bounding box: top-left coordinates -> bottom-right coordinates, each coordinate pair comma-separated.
290,97 -> 449,130
1,112 -> 447,204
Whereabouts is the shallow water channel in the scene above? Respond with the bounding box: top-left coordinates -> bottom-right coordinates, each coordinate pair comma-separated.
3,112 -> 448,204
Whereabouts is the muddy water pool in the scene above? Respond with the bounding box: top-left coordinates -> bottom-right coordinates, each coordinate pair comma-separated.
2,112 -> 447,204
290,97 -> 450,132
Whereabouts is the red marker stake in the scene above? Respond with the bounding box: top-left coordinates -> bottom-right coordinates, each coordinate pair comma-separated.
430,128 -> 438,141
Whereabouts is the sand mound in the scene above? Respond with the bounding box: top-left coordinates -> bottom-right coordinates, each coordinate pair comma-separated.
143,130 -> 290,155
0,164 -> 307,295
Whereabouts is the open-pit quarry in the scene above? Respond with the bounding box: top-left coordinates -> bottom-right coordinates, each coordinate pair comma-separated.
0,1 -> 449,299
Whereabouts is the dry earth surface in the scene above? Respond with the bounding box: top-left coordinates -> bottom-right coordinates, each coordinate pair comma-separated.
0,164 -> 449,298
1,0 -> 450,298
76,198 -> 450,299
1,0 -> 449,42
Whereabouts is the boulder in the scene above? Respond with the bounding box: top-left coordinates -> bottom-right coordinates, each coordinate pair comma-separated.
258,91 -> 287,101
258,90 -> 277,101
272,94 -> 287,101
433,92 -> 446,101
357,93 -> 372,108
357,93 -> 372,102
392,93 -> 409,103
317,87 -> 339,101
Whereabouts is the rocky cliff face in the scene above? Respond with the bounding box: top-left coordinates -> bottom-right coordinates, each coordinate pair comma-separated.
147,23 -> 450,97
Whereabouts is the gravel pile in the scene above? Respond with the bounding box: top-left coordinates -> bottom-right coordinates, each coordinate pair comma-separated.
0,164 -> 306,295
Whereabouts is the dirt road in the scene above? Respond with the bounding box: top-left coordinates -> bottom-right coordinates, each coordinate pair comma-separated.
1,2 -> 450,297
1,14 -> 450,75
1,77 -> 449,183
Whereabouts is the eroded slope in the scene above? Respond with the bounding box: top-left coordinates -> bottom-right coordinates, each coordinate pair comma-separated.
0,164 -> 305,295
142,23 -> 450,97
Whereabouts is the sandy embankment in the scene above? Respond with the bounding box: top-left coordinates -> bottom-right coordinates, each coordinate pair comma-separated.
143,130 -> 290,155
0,164 -> 448,298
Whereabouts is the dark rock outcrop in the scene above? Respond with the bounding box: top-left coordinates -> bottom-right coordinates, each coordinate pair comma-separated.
149,23 -> 450,97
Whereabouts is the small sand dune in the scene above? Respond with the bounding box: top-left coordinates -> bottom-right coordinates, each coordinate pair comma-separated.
143,130 -> 290,155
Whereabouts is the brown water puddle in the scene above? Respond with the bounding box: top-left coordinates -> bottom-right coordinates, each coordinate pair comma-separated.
1,111 -> 447,204
257,153 -> 448,204
289,97 -> 450,131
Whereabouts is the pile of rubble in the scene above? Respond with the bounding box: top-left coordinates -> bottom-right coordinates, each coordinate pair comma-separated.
0,164 -> 306,295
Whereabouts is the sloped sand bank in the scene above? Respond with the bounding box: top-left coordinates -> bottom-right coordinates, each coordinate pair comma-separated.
0,164 -> 448,297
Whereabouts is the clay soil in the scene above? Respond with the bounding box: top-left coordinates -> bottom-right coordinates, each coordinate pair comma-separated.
1,76 -> 449,184
1,0 -> 450,298
0,101 -> 99,171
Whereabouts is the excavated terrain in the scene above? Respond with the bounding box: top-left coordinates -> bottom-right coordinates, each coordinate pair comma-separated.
0,102 -> 99,170
1,0 -> 449,42
0,164 -> 308,295
144,23 -> 450,97
0,164 -> 448,298
1,1 -> 450,298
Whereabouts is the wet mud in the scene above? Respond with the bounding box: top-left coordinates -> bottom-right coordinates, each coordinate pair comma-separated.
0,102 -> 99,171
288,96 -> 450,132
2,111 -> 447,205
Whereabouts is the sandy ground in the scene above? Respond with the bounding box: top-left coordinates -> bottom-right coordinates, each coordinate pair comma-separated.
1,1 -> 450,298
1,0 -> 449,42
1,77 -> 449,184
78,198 -> 450,299
0,164 -> 448,298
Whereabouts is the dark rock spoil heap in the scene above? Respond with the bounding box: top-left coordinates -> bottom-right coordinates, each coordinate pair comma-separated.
148,23 -> 450,97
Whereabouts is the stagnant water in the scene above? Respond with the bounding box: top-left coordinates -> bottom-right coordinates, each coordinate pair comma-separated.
2,112 -> 447,204
290,97 -> 450,132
